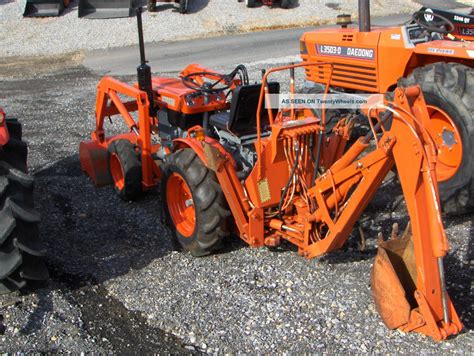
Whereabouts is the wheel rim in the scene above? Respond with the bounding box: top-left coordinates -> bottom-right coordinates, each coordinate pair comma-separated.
110,153 -> 125,190
426,105 -> 463,182
166,173 -> 196,237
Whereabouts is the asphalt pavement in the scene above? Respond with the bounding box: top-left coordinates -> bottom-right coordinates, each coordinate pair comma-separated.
83,2 -> 470,76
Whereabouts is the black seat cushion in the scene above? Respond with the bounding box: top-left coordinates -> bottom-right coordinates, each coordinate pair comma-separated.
209,82 -> 280,137
209,112 -> 231,131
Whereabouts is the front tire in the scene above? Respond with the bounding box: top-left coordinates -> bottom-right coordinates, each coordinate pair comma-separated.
107,140 -> 142,201
161,149 -> 230,257
399,63 -> 474,215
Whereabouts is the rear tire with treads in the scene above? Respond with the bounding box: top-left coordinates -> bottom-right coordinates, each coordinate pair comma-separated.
0,119 -> 27,173
0,119 -> 48,294
399,63 -> 474,215
161,148 -> 230,257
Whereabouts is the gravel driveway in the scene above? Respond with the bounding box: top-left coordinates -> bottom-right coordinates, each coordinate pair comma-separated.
0,58 -> 472,352
0,0 -> 420,57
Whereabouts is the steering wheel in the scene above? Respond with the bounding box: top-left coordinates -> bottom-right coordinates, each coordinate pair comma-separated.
182,72 -> 233,93
412,10 -> 455,34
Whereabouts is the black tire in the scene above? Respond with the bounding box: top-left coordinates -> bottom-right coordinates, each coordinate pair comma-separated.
0,119 -> 27,173
179,0 -> 188,13
399,63 -> 474,215
147,0 -> 156,12
300,86 -> 349,132
107,140 -> 142,201
0,121 -> 48,294
280,0 -> 291,9
161,149 -> 230,257
246,0 -> 257,8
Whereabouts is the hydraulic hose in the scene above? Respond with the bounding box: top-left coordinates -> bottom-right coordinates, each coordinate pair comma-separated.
278,142 -> 300,219
362,110 -> 393,144
228,64 -> 249,85
311,131 -> 323,186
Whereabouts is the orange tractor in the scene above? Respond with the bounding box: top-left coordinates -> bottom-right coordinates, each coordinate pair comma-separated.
0,108 -> 48,294
300,0 -> 474,215
80,9 -> 463,341
417,6 -> 474,41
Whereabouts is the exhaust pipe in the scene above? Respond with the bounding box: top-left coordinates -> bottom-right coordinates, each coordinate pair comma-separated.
136,7 -> 156,117
358,0 -> 371,32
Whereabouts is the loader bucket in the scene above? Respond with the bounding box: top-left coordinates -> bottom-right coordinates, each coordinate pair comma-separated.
371,224 -> 417,330
78,0 -> 137,19
23,0 -> 65,17
79,140 -> 113,187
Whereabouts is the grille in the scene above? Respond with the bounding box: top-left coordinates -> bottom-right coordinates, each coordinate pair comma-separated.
310,61 -> 378,90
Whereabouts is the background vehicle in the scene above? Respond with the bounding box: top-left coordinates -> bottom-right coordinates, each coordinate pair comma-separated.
23,0 -> 70,17
300,0 -> 474,215
418,6 -> 474,41
0,108 -> 48,294
148,0 -> 189,14
238,0 -> 297,9
80,9 -> 463,341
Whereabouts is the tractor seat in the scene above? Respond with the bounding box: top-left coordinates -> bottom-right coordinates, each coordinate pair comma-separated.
209,82 -> 280,138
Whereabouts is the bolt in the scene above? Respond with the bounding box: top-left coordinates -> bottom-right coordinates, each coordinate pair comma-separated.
185,199 -> 194,207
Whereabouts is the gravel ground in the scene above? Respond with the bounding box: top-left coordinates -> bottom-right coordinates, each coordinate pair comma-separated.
0,0 -> 421,57
0,58 -> 472,353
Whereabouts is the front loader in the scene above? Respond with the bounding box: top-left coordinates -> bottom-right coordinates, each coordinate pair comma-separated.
300,0 -> 474,216
80,8 -> 463,341
23,0 -> 70,17
78,0 -> 138,19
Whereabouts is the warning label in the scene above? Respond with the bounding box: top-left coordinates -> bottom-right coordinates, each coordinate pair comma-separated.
316,44 -> 376,60
427,48 -> 455,55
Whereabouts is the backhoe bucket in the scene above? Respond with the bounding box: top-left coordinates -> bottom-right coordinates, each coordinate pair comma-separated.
23,0 -> 65,17
371,225 -> 417,330
370,222 -> 462,340
78,0 -> 137,18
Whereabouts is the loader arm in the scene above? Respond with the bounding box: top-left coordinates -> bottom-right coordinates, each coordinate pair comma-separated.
80,76 -> 161,189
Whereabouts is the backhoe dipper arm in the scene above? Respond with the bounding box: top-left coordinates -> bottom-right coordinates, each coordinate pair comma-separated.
306,86 -> 462,340
370,87 -> 462,340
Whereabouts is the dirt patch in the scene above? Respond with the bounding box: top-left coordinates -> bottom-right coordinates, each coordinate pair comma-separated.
0,52 -> 84,80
